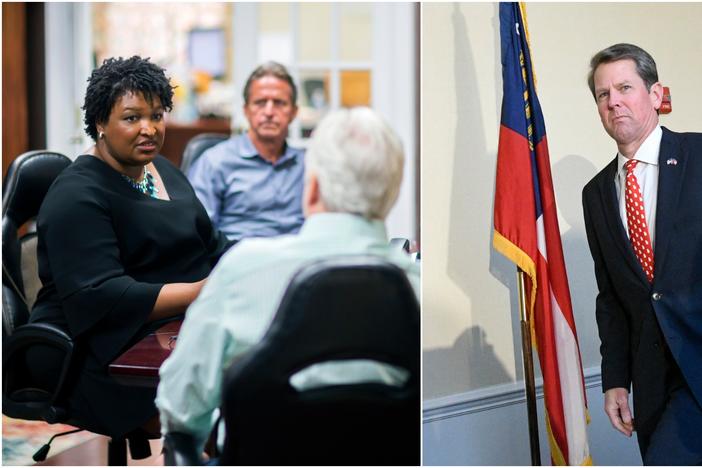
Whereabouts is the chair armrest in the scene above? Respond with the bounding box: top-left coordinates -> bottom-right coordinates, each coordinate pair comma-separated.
163,432 -> 205,466
389,237 -> 410,253
3,322 -> 73,354
2,322 -> 74,422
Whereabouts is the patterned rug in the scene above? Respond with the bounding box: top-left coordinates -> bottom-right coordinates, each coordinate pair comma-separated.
2,415 -> 98,466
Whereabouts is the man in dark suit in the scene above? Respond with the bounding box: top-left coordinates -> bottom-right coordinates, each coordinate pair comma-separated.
582,43 -> 702,465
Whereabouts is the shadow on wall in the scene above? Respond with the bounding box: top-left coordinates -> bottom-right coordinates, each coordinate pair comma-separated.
424,326 -> 513,396
444,3 -> 524,390
552,154 -> 600,369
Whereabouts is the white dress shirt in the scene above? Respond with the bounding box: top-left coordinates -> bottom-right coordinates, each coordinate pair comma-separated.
614,125 -> 661,248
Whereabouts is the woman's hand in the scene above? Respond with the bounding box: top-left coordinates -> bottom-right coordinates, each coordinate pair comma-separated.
149,278 -> 207,321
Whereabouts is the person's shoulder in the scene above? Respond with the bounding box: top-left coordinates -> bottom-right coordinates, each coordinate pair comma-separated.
661,127 -> 702,161
677,130 -> 702,147
48,156 -> 105,197
154,154 -> 187,181
227,234 -> 299,264
200,134 -> 242,161
212,234 -> 297,276
287,140 -> 305,153
189,136 -> 245,179
39,156 -> 108,218
154,154 -> 178,170
286,140 -> 306,159
662,126 -> 702,143
387,252 -> 420,296
385,248 -> 420,278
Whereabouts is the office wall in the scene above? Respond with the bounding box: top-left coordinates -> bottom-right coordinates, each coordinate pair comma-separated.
424,377 -> 642,465
422,2 -> 702,463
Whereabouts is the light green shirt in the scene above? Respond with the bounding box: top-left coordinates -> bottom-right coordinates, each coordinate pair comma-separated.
155,213 -> 419,451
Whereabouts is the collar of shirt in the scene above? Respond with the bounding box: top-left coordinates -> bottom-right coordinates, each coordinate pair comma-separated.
239,132 -> 302,166
613,125 -> 661,248
299,212 -> 388,241
615,125 -> 662,182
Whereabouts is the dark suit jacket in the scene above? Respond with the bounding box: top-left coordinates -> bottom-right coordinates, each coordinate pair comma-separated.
582,127 -> 702,437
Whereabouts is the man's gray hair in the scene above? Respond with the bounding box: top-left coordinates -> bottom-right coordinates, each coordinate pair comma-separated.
305,107 -> 404,220
243,61 -> 297,105
587,43 -> 659,99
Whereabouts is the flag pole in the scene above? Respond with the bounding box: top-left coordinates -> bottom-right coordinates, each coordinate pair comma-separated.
517,267 -> 541,466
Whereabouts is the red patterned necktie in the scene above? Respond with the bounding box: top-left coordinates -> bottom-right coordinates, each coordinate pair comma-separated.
624,159 -> 654,282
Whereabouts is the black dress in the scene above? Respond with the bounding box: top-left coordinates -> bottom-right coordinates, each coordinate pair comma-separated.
30,154 -> 232,437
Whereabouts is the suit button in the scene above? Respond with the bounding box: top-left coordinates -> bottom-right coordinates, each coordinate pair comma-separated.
652,292 -> 662,301
653,342 -> 660,348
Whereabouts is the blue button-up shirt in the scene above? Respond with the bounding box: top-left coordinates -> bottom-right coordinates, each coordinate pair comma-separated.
188,133 -> 305,241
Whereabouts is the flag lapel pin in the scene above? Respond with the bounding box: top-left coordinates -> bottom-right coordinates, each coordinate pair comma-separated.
666,158 -> 678,166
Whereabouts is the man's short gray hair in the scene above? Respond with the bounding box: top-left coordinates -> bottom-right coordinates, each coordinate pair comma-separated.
305,107 -> 404,220
243,61 -> 297,105
587,43 -> 659,100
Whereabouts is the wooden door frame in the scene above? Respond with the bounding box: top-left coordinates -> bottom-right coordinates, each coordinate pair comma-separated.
2,2 -> 29,180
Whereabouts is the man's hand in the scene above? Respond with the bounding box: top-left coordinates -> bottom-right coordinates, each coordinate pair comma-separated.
604,387 -> 634,437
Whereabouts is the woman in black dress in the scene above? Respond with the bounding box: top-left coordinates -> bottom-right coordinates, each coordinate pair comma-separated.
29,56 -> 231,439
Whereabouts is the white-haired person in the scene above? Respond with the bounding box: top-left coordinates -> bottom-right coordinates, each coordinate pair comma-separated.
156,107 -> 419,454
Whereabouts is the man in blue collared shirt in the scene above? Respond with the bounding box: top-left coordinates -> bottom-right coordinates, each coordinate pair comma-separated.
188,62 -> 305,241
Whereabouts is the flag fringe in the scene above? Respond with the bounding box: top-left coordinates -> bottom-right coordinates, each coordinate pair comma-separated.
545,408 -> 567,465
518,2 -> 536,87
492,229 -> 538,347
545,407 -> 593,466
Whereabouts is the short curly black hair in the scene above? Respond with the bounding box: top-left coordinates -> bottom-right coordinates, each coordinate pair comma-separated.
82,56 -> 175,141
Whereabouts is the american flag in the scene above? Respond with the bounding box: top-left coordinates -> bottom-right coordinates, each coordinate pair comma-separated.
492,3 -> 591,465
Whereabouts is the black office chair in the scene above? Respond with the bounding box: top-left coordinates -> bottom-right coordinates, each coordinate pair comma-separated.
2,151 -> 73,421
180,132 -> 229,175
2,151 -> 151,464
164,256 -> 420,466
222,256 -> 420,465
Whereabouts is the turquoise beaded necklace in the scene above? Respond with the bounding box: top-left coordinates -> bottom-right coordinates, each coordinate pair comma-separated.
121,168 -> 159,199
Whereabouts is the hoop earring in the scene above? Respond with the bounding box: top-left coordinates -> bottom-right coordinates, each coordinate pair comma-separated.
99,131 -> 105,140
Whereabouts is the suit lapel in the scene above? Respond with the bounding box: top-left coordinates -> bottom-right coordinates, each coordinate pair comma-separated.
598,157 -> 649,284
653,127 -> 685,281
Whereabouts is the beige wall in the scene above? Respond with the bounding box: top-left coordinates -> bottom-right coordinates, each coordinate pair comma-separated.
422,2 -> 702,401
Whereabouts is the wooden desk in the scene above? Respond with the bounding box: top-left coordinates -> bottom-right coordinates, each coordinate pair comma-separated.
109,320 -> 182,387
